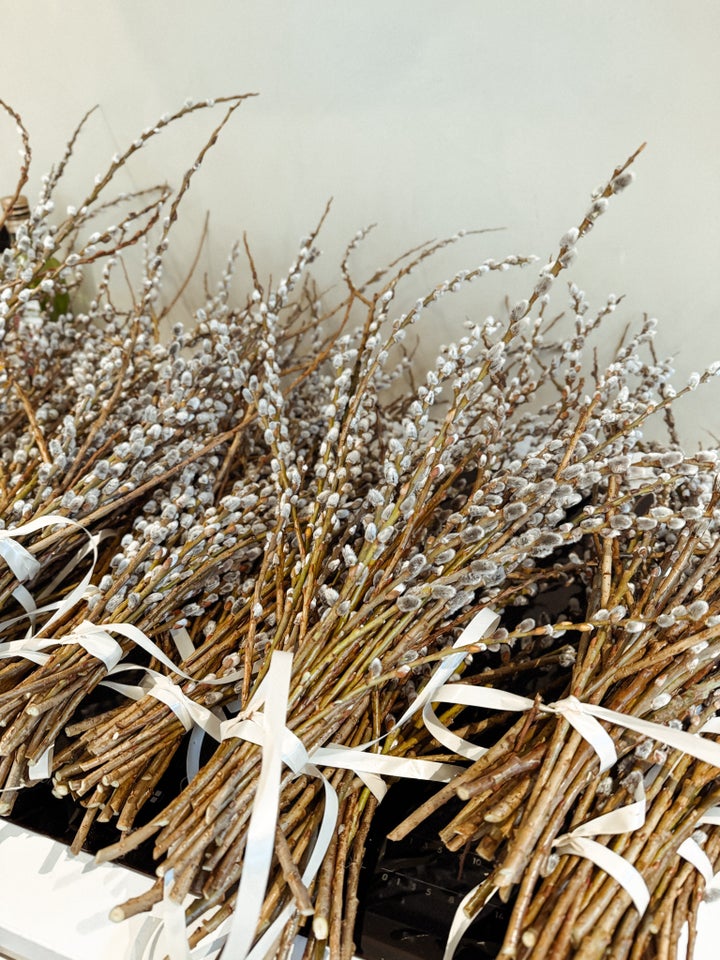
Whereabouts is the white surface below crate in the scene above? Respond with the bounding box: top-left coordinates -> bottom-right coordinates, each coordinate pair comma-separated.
0,818 -> 718,959
0,818 -> 180,960
0,820 -> 324,960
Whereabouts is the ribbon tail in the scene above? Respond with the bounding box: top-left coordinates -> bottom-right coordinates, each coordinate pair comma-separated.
559,709 -> 617,773
312,743 -> 463,785
443,883 -> 497,960
355,770 -> 387,801
222,651 -> 293,960
677,837 -> 714,886
570,797 -> 646,839
435,682 -> 537,714
589,703 -> 720,770
27,744 -> 54,781
422,700 -> 488,762
700,805 -> 720,826
240,765 -> 340,960
171,626 -> 195,661
555,836 -> 649,915
392,609 -> 500,730
0,538 -> 41,581
186,725 -> 206,784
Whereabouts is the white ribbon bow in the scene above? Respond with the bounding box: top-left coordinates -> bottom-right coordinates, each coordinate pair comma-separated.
4,619 -> 126,782
435,679 -> 720,960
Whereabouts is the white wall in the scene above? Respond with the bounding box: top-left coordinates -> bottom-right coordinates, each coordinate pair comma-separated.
1,1 -> 719,446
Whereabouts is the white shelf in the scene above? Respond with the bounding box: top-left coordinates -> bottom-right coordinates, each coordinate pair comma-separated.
0,820 -> 163,960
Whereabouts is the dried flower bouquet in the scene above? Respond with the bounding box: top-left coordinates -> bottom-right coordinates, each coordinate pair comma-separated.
1,96 -> 720,960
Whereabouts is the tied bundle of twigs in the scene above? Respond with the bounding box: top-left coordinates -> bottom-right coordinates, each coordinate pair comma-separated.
2,97 -> 720,960
390,472 -> 720,960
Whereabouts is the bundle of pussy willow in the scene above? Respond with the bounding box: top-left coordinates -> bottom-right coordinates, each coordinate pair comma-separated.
1,96 -> 720,960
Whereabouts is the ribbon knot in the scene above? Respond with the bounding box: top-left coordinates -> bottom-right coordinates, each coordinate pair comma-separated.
543,695 -> 618,773
66,621 -> 125,670
548,694 -> 584,716
0,531 -> 41,582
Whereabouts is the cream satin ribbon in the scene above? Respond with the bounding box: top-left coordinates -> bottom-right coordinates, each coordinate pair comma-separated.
0,519 -> 44,581
310,743 -> 462,797
36,529 -> 112,604
161,869 -> 190,960
102,667 -> 223,742
216,712 -> 340,960
87,620 -> 247,687
425,685 -> 720,775
0,515 -> 96,582
0,618 -> 124,671
170,626 -> 196,661
428,686 -> 619,770
677,837 -> 715,886
681,716 -> 720,883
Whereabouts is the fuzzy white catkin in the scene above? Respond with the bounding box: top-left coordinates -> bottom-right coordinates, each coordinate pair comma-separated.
687,600 -> 710,620
364,522 -> 377,543
396,594 -> 422,612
